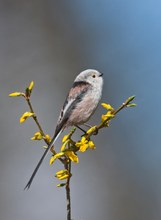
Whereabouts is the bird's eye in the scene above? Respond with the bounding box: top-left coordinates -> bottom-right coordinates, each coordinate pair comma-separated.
92,74 -> 96,78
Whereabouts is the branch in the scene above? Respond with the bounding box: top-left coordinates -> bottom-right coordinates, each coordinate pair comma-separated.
65,161 -> 72,220
24,96 -> 65,164
9,81 -> 136,220
86,95 -> 136,139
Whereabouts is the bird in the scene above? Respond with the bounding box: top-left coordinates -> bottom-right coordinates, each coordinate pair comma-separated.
24,69 -> 103,189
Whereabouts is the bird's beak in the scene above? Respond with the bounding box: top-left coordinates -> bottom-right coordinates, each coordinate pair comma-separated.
99,73 -> 103,77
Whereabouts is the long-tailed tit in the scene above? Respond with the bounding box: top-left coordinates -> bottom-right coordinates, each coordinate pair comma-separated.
24,69 -> 103,189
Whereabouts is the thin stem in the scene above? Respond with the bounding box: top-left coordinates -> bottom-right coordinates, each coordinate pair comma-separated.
25,96 -> 64,163
26,97 -> 45,138
65,160 -> 72,220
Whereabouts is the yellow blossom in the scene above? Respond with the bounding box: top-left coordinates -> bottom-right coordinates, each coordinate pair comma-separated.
61,139 -> 70,152
49,152 -> 64,165
45,134 -> 51,142
101,114 -> 108,122
101,103 -> 114,111
9,92 -> 23,97
56,169 -> 68,176
31,131 -> 43,140
65,151 -> 79,163
57,174 -> 69,180
62,134 -> 70,143
76,136 -> 89,152
101,111 -> 115,123
29,81 -> 34,91
20,112 -> 34,123
55,169 -> 70,180
88,140 -> 96,150
79,143 -> 89,152
49,156 -> 55,165
86,126 -> 97,134
76,136 -> 96,152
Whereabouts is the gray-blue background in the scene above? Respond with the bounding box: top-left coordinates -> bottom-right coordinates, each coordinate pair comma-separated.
1,1 -> 161,219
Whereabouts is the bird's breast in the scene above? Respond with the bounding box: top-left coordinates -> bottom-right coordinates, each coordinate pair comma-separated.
66,86 -> 102,126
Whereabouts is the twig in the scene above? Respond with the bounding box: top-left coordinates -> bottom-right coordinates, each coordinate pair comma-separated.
65,160 -> 72,220
25,96 -> 64,163
10,82 -> 136,220
86,96 -> 135,139
26,97 -> 46,138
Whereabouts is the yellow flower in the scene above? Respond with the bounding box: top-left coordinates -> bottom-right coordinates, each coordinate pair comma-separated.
62,134 -> 70,143
55,169 -> 70,180
9,92 -> 23,97
61,139 -> 70,152
56,169 -> 68,176
57,174 -> 69,180
79,143 -> 89,152
101,114 -> 108,122
20,112 -> 34,123
86,126 -> 97,134
45,134 -> 51,142
101,111 -> 115,123
49,156 -> 55,165
76,136 -> 96,152
101,103 -> 114,111
31,131 -> 43,140
88,140 -> 96,150
49,152 -> 64,165
29,81 -> 34,91
76,136 -> 89,152
65,151 -> 79,163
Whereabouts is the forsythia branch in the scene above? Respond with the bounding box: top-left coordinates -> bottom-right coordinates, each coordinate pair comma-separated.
9,81 -> 136,220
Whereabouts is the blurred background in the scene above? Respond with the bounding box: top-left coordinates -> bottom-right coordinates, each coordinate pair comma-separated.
1,0 -> 161,219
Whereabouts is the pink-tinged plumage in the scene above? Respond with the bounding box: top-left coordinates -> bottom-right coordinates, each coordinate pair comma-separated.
66,94 -> 94,126
68,81 -> 90,99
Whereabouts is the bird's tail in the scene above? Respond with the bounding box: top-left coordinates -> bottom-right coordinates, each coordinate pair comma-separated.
24,130 -> 62,190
